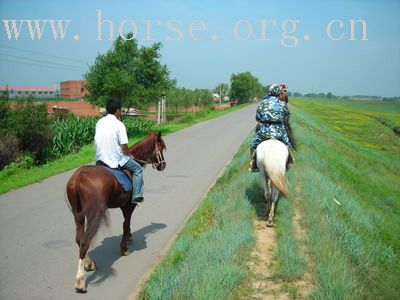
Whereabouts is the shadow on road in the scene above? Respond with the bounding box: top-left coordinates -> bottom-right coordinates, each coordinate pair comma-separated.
86,222 -> 167,286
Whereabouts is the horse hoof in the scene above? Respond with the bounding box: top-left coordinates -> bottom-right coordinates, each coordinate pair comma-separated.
75,287 -> 87,293
75,281 -> 87,293
84,257 -> 96,271
121,250 -> 130,256
266,221 -> 274,227
84,264 -> 96,272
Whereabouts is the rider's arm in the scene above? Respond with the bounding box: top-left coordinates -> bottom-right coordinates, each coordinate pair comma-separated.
120,144 -> 132,158
117,121 -> 132,158
255,104 -> 264,123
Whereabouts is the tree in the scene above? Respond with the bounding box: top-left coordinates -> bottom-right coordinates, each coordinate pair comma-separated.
167,86 -> 213,112
213,83 -> 229,103
85,33 -> 172,111
230,72 -> 263,104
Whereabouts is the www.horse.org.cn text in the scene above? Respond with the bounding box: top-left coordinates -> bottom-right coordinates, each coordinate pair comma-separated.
1,9 -> 368,47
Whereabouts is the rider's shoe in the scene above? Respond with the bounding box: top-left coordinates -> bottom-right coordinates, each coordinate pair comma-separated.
131,196 -> 144,204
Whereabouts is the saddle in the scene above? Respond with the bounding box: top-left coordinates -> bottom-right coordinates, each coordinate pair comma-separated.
95,161 -> 133,192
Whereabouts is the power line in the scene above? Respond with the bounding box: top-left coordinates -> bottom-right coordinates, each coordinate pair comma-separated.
0,44 -> 89,63
0,53 -> 86,70
0,58 -> 86,72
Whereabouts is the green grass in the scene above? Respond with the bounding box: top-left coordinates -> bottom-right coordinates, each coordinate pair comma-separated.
289,98 -> 400,299
0,104 -> 247,194
138,139 -> 256,300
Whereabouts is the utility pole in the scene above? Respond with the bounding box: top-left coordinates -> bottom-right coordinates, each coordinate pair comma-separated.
162,97 -> 166,124
157,97 -> 167,124
219,84 -> 222,104
157,99 -> 161,124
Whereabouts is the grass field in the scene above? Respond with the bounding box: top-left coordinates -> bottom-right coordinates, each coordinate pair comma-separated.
137,97 -> 399,299
288,98 -> 400,299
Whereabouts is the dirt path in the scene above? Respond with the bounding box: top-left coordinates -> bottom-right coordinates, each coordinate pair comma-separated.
248,220 -> 289,300
244,181 -> 313,299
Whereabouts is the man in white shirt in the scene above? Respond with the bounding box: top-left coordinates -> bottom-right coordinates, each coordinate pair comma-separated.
95,98 -> 144,203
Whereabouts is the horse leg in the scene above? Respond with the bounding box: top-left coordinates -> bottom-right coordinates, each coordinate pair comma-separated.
266,179 -> 274,227
75,207 -> 105,293
74,214 -> 84,247
120,203 -> 136,256
73,214 -> 96,272
267,186 -> 279,227
75,227 -> 95,293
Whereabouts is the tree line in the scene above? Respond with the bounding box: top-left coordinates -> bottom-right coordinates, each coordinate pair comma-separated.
84,33 -> 267,111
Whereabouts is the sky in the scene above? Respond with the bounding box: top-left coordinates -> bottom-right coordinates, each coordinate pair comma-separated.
0,0 -> 399,97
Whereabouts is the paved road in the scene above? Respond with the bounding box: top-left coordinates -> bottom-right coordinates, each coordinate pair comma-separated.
0,104 -> 257,300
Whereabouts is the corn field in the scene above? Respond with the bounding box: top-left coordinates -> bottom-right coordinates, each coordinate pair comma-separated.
48,116 -> 153,159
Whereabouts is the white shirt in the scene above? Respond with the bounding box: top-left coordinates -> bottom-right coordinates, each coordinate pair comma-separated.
95,114 -> 129,168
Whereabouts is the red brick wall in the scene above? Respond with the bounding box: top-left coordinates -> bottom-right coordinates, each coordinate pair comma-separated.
46,101 -> 101,116
60,81 -> 88,98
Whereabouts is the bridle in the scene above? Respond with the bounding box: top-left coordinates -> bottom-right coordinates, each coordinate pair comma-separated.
132,144 -> 166,170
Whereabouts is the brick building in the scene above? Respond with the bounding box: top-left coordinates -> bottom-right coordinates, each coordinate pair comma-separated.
60,80 -> 88,99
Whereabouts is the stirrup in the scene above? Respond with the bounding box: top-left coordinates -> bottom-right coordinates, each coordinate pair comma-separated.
248,160 -> 259,172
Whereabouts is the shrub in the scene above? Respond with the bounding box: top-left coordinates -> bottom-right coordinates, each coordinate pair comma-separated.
6,99 -> 51,164
0,133 -> 20,170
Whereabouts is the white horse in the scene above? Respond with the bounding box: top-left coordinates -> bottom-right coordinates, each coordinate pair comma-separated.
256,139 -> 289,227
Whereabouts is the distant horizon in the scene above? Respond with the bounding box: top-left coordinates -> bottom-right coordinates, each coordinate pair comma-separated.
1,83 -> 398,100
1,0 -> 399,97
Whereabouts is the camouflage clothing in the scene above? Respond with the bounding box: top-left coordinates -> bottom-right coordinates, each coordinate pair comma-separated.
250,95 -> 291,149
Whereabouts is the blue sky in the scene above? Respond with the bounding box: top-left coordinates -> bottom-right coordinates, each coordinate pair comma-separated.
0,0 -> 399,97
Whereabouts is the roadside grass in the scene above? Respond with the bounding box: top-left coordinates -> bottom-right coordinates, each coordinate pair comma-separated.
289,98 -> 400,299
138,139 -> 256,300
0,104 -> 246,194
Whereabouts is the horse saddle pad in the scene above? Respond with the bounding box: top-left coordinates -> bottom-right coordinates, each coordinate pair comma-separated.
110,169 -> 133,192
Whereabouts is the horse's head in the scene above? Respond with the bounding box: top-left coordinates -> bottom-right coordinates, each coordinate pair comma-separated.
149,131 -> 167,171
129,130 -> 166,171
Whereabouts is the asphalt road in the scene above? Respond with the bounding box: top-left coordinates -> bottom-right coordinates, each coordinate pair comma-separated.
0,104 -> 257,300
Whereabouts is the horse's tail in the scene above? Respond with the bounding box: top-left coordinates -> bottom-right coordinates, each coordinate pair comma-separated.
66,167 -> 110,240
76,192 -> 110,243
257,140 -> 289,197
269,171 -> 289,198
77,182 -> 110,240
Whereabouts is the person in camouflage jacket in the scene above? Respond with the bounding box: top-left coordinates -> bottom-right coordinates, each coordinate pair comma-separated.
249,83 -> 294,172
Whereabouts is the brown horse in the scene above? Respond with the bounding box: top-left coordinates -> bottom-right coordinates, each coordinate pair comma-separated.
66,131 -> 166,293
